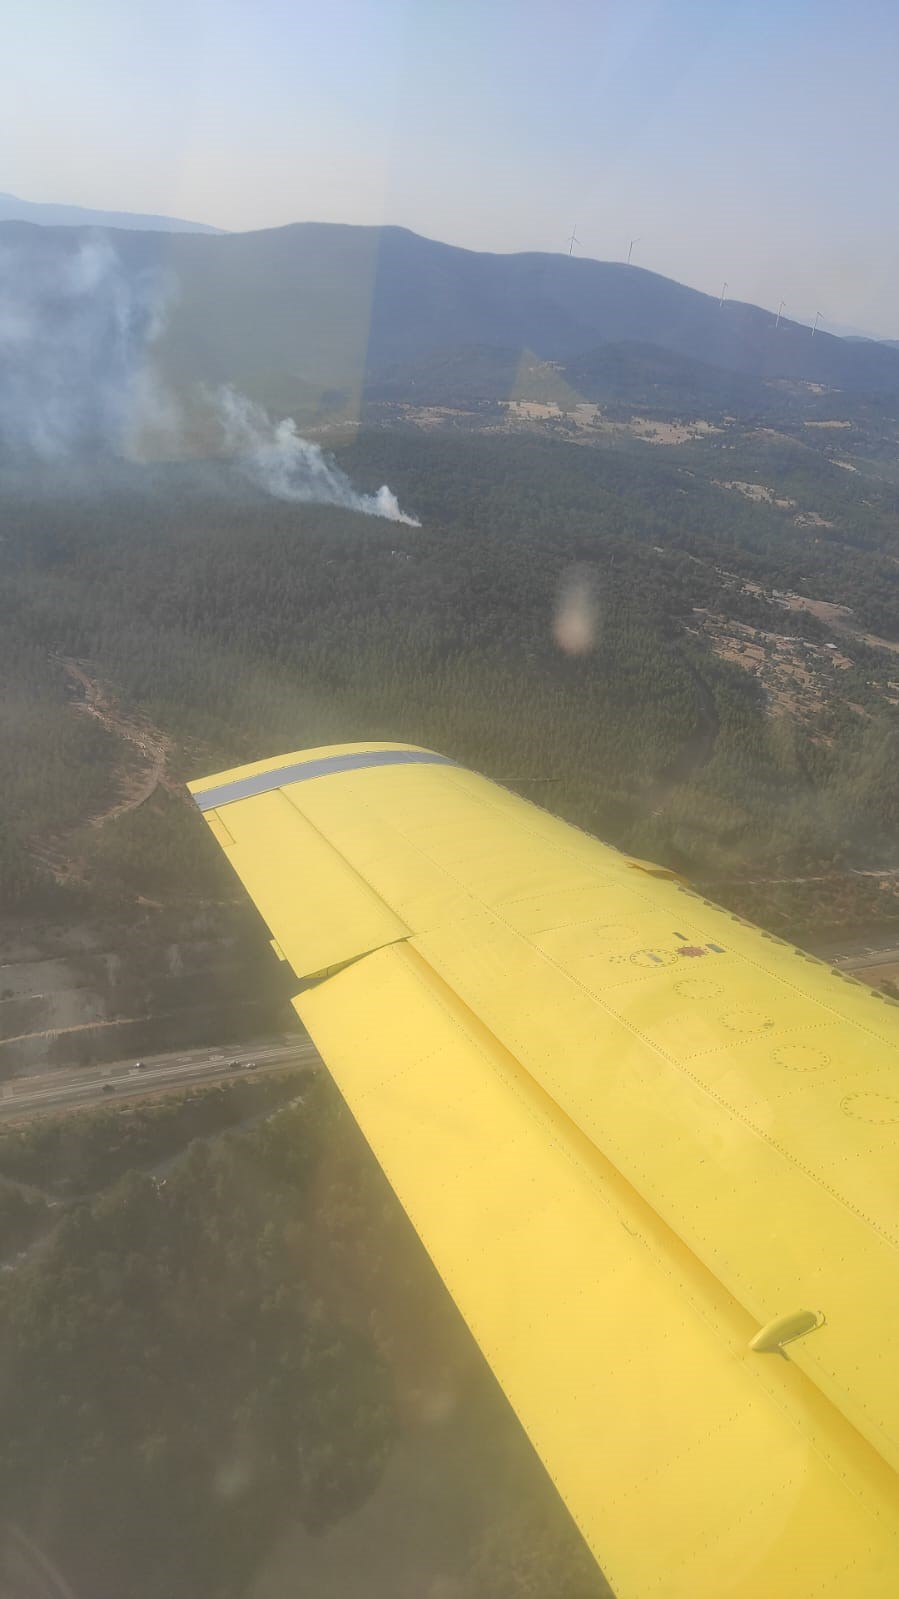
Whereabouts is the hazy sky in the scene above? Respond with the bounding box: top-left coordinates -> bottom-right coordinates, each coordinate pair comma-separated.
5,0 -> 899,335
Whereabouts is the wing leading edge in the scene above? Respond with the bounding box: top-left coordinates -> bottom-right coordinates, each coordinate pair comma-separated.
189,743 -> 899,1597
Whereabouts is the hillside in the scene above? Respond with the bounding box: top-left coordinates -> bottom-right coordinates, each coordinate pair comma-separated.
0,190 -> 223,233
5,220 -> 899,420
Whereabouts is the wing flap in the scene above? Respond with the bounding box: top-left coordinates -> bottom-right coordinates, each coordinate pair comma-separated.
197,786 -> 408,976
189,742 -> 899,1593
410,906 -> 899,1474
297,942 -> 899,1599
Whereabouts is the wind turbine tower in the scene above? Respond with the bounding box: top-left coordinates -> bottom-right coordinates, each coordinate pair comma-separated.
812,311 -> 822,337
719,281 -> 728,308
627,237 -> 639,265
567,225 -> 580,257
775,299 -> 786,330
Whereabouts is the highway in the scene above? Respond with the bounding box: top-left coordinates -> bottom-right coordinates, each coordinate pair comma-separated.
829,943 -> 899,974
3,930 -> 894,1126
0,1036 -> 321,1122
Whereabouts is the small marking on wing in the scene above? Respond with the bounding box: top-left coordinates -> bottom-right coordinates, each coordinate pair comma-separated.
629,948 -> 680,968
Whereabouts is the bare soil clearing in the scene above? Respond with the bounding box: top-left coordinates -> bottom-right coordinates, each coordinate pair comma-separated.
712,479 -> 796,508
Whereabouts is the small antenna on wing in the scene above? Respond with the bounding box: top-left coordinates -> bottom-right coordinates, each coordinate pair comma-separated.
567,225 -> 580,257
627,237 -> 640,265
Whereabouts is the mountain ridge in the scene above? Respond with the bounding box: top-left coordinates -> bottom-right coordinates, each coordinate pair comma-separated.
3,216 -> 899,408
0,190 -> 223,234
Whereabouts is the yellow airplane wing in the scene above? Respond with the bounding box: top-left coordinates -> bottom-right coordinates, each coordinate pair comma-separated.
189,743 -> 899,1598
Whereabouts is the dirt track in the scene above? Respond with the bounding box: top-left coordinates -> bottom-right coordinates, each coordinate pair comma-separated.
30,660 -> 172,882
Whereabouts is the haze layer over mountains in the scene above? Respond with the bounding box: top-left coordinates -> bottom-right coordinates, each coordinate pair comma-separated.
3,214 -> 899,431
0,190 -> 222,234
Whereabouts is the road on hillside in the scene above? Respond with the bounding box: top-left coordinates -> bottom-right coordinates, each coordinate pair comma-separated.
806,933 -> 899,980
0,1036 -> 321,1122
834,946 -> 899,973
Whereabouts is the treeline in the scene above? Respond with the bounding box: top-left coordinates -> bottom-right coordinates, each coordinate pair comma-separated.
0,1091 -> 395,1599
0,1070 -> 306,1195
0,1177 -> 50,1257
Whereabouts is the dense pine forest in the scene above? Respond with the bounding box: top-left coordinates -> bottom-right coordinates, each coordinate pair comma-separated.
2,426 -> 898,941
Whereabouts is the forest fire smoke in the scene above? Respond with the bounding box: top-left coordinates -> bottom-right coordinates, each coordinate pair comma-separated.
0,232 -> 173,459
0,234 -> 421,524
214,387 -> 420,524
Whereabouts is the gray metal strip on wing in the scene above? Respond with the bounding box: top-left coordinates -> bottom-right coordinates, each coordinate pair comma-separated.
193,749 -> 457,811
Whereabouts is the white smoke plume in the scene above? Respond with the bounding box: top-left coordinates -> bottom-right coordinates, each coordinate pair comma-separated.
0,231 -> 174,459
214,386 -> 420,525
0,232 -> 421,524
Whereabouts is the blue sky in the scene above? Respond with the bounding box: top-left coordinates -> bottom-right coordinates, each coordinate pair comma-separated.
5,0 -> 899,334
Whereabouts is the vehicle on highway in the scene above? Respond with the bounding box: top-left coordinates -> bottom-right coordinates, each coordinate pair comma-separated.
102,1083 -> 115,1094
134,1061 -> 146,1071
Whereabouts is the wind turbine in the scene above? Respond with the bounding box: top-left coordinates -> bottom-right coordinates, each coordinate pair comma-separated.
812,311 -> 822,337
719,281 -> 728,308
567,225 -> 580,257
775,299 -> 786,330
627,237 -> 640,265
